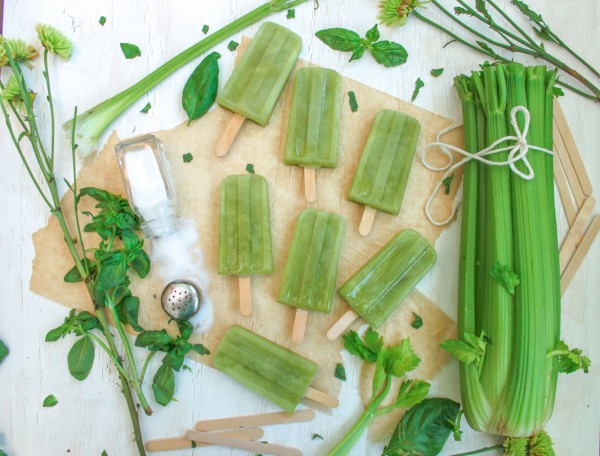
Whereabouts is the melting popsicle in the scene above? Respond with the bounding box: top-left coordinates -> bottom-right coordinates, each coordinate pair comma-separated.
348,110 -> 421,235
215,22 -> 302,157
284,67 -> 342,202
327,229 -> 436,339
213,326 -> 339,412
218,174 -> 273,316
278,209 -> 344,344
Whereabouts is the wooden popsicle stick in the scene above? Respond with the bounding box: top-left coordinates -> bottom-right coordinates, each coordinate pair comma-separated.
553,119 -> 586,207
215,112 -> 246,157
145,428 -> 264,452
553,154 -> 578,225
292,308 -> 309,344
304,387 -> 340,408
561,215 -> 600,295
326,310 -> 359,340
559,196 -> 596,272
239,276 -> 252,316
195,409 -> 315,431
304,168 -> 316,202
553,99 -> 593,197
359,206 -> 377,236
185,430 -> 302,456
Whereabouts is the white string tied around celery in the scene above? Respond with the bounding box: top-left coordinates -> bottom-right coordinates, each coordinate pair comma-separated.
421,106 -> 554,226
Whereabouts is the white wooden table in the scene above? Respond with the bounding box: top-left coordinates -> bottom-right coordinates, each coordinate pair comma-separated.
1,1 -> 598,455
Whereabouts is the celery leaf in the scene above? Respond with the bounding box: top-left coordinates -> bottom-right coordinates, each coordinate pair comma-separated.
343,328 -> 381,363
490,262 -> 520,294
441,331 -> 489,367
549,340 -> 591,374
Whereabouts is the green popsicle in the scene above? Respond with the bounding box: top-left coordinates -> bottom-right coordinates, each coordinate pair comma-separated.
213,325 -> 318,412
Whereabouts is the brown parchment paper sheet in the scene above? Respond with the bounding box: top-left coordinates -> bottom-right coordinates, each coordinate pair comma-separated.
31,39 -> 460,437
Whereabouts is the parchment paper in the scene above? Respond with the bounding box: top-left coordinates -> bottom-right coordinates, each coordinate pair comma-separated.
31,39 -> 460,437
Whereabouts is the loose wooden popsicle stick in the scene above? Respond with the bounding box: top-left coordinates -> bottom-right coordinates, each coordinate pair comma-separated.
195,409 -> 316,431
185,430 -> 302,456
553,119 -> 586,207
553,154 -> 578,226
358,206 -> 377,236
292,308 -> 309,344
215,112 -> 246,157
238,276 -> 252,316
303,168 -> 316,202
145,428 -> 264,452
304,387 -> 340,408
553,99 -> 593,197
326,309 -> 359,340
561,215 -> 600,295
559,196 -> 596,272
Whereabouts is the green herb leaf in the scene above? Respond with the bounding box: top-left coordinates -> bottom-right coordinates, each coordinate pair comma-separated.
202,24 -> 209,35
68,336 -> 95,381
348,91 -> 359,112
411,78 -> 425,102
366,24 -> 380,43
193,343 -> 210,355
550,340 -> 591,374
46,326 -> 67,342
0,340 -> 8,364
343,328 -> 382,363
135,330 -> 173,350
43,394 -> 58,407
153,364 -> 175,405
63,258 -> 95,283
431,68 -> 444,77
99,16 -> 106,26
176,320 -> 194,340
162,349 -> 185,372
102,451 -> 108,456
411,313 -> 423,329
227,40 -> 239,52
442,174 -> 454,195
383,397 -> 460,456
129,250 -> 150,279
393,379 -> 430,409
182,51 -> 220,126
122,296 -> 144,332
370,41 -> 408,67
334,363 -> 346,381
190,441 -> 197,448
119,43 -> 141,60
286,9 -> 296,19
312,434 -> 323,440
441,332 -> 489,368
380,339 -> 421,378
349,45 -> 366,62
183,153 -> 194,163
246,163 -> 255,174
96,253 -> 128,291
490,262 -> 520,295
140,102 -> 152,113
315,28 -> 363,52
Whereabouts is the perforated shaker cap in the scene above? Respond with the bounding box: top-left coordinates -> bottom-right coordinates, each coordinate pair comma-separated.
160,280 -> 202,320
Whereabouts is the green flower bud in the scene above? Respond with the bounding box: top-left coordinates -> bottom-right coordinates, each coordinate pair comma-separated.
35,24 -> 73,60
378,0 -> 429,27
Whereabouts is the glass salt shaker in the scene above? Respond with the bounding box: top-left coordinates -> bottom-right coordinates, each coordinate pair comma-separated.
115,134 -> 179,238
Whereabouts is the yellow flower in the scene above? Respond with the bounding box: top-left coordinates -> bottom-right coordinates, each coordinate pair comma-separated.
0,36 -> 39,67
35,24 -> 73,60
378,0 -> 430,27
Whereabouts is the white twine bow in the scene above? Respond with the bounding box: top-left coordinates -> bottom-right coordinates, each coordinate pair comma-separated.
421,106 -> 554,226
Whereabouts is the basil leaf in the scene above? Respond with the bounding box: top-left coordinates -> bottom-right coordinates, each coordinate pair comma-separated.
183,153 -> 194,163
152,364 -> 175,406
43,394 -> 58,407
431,68 -> 444,77
334,363 -> 346,381
63,258 -> 95,283
99,16 -> 106,26
383,397 -> 460,456
68,336 -> 95,381
76,311 -> 101,332
96,253 -> 127,290
192,343 -> 210,355
182,52 -> 220,126
411,77 -> 425,102
315,28 -> 363,52
227,40 -> 239,52
349,45 -> 366,62
411,312 -> 423,329
122,296 -> 144,332
246,163 -> 255,174
162,349 -> 185,372
370,41 -> 408,67
129,250 -> 150,279
176,320 -> 193,340
135,330 -> 173,350
140,102 -> 151,113
0,340 -> 8,364
119,43 -> 141,60
348,91 -> 359,112
45,326 -> 66,342
366,24 -> 380,43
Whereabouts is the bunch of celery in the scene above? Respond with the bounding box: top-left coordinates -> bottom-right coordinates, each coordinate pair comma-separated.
444,63 -> 589,451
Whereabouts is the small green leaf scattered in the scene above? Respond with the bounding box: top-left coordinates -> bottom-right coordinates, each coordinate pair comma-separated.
411,77 -> 425,102
99,16 -> 106,26
68,335 -> 95,381
43,394 -> 58,407
334,363 -> 346,381
120,43 -> 141,59
202,24 -> 209,35
183,153 -> 194,163
348,91 -> 358,112
431,68 -> 444,77
490,262 -> 520,295
140,102 -> 151,113
101,451 -> 108,456
312,433 -> 323,440
246,163 -> 255,174
182,51 -> 220,126
0,340 -> 8,364
227,40 -> 239,52
548,340 -> 591,374
287,9 -> 296,19
442,174 -> 454,195
411,312 -> 423,329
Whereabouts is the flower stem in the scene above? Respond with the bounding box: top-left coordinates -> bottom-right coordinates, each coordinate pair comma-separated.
43,49 -> 56,167
139,351 -> 157,385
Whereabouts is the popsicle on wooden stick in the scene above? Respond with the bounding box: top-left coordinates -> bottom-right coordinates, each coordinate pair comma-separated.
284,67 -> 342,202
327,229 -> 436,340
215,22 -> 302,157
278,209 -> 344,344
218,174 -> 273,316
213,325 -> 339,412
348,110 -> 421,235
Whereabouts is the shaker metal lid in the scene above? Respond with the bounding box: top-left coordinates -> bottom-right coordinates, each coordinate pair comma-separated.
161,280 -> 202,320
